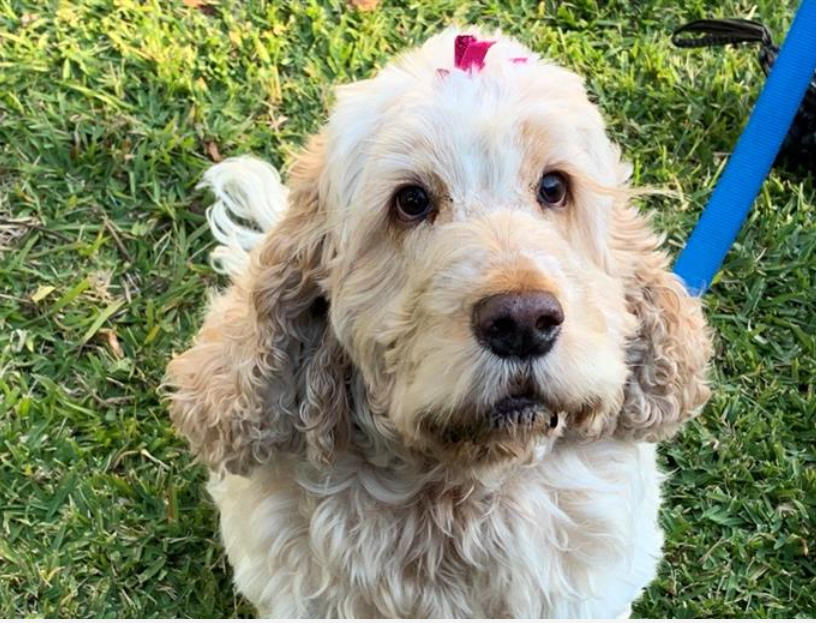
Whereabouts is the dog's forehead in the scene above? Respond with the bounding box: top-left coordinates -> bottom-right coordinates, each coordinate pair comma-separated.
382,79 -> 598,201
324,29 -> 612,213
363,31 -> 592,129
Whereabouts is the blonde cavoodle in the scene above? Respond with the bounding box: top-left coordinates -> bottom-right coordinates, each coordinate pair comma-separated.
166,28 -> 712,618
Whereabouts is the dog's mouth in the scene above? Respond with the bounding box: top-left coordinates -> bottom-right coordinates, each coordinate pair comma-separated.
427,382 -> 562,449
489,388 -> 559,431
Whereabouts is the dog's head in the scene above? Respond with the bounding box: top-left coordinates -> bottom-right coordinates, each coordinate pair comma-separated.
169,29 -> 712,474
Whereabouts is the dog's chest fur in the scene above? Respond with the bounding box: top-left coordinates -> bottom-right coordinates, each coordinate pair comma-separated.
209,440 -> 663,618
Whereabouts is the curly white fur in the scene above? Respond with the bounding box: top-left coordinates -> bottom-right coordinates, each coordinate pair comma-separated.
211,441 -> 662,618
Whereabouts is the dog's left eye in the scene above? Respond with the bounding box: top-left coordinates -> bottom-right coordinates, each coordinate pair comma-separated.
537,171 -> 569,207
394,185 -> 434,222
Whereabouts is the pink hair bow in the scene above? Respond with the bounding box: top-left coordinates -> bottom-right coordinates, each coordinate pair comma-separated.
448,34 -> 528,75
454,34 -> 496,71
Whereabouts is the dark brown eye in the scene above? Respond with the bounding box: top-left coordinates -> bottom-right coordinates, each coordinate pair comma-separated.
537,171 -> 568,207
394,185 -> 434,222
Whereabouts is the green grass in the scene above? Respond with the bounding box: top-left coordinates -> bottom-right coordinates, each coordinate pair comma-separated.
1,0 -> 814,617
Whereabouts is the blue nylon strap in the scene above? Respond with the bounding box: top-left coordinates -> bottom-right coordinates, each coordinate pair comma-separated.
673,0 -> 816,295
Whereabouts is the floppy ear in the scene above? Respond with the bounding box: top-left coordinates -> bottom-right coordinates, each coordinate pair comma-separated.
165,137 -> 352,475
610,204 -> 713,442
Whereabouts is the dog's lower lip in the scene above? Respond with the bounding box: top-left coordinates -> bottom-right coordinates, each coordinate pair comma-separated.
493,394 -> 539,415
489,391 -> 549,428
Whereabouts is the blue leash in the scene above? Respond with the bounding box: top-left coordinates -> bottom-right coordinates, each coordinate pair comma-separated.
673,0 -> 816,295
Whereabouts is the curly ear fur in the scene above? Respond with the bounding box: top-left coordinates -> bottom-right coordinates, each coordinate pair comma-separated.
165,137 -> 352,474
609,204 -> 713,442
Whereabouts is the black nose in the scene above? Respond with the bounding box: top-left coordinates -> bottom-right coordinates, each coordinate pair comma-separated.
473,291 -> 564,359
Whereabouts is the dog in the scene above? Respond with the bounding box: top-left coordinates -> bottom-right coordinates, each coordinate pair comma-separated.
165,28 -> 712,618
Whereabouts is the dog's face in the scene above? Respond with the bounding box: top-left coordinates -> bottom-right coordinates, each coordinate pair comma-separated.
323,31 -> 637,465
167,29 -> 712,476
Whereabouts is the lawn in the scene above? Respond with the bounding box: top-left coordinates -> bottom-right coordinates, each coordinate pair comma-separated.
1,0 -> 814,617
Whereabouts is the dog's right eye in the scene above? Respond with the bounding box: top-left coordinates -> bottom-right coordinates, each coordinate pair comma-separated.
394,185 -> 434,222
537,171 -> 569,208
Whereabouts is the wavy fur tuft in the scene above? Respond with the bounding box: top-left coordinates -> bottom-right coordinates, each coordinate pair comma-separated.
200,156 -> 289,276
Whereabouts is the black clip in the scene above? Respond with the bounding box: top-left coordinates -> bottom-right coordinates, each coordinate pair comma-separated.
673,18 -> 816,174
